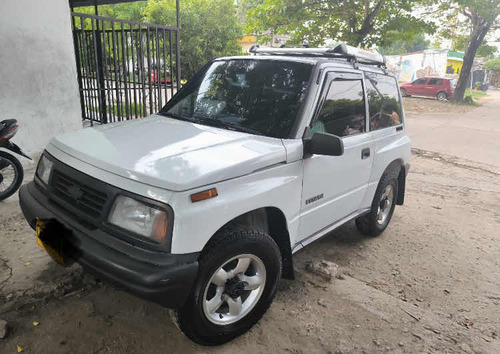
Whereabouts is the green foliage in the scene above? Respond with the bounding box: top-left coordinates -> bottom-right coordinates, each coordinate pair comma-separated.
451,35 -> 497,59
73,2 -> 147,29
378,33 -> 430,55
75,0 -> 243,79
482,58 -> 500,71
235,0 -> 265,23
143,0 -> 243,79
245,0 -> 435,47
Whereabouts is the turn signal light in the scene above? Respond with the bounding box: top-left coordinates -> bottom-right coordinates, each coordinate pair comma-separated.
191,188 -> 218,203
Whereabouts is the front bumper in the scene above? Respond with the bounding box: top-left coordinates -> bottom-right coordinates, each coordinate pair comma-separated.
19,181 -> 199,309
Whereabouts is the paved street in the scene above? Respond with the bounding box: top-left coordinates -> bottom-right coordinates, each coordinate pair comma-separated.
406,90 -> 500,171
1,94 -> 499,353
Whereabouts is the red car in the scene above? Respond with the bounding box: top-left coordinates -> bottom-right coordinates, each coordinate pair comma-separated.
400,77 -> 455,101
151,69 -> 172,86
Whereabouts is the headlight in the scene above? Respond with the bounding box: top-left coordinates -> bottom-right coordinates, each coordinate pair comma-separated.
37,155 -> 54,185
108,195 -> 169,243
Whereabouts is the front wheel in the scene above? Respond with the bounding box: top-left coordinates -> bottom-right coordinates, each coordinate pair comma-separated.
400,88 -> 408,97
0,151 -> 24,201
356,170 -> 399,237
176,229 -> 282,345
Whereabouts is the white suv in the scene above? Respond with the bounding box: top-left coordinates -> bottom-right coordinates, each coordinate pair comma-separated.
19,44 -> 410,345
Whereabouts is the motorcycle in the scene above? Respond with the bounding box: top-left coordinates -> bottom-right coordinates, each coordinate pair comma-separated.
0,119 -> 31,201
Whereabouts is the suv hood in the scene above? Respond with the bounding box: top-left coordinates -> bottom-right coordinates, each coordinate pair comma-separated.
49,115 -> 287,191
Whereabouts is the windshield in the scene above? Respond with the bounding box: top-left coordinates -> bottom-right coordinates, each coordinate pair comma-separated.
160,59 -> 313,138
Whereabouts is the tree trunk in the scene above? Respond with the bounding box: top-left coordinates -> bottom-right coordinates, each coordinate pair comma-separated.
453,23 -> 491,101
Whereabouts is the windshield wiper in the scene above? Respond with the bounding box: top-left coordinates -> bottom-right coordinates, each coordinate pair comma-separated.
194,115 -> 264,136
161,112 -> 264,136
160,112 -> 202,124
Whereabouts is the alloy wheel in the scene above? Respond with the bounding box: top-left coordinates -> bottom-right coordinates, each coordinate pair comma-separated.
376,184 -> 394,225
202,254 -> 267,325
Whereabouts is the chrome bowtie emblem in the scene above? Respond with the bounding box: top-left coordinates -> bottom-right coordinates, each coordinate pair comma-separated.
67,185 -> 84,201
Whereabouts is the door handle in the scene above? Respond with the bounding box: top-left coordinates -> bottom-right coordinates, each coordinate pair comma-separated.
396,126 -> 403,132
361,147 -> 370,159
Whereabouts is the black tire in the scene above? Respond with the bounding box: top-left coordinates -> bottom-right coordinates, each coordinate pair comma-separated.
356,170 -> 399,237
437,91 -> 448,101
176,229 -> 282,345
400,88 -> 407,97
0,151 -> 23,201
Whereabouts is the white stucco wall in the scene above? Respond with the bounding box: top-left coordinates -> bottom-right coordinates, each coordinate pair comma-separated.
0,0 -> 82,160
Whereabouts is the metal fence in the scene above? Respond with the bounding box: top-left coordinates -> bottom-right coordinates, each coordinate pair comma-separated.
71,12 -> 181,125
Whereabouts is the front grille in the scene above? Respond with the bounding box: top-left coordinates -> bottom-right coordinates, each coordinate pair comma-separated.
51,170 -> 108,218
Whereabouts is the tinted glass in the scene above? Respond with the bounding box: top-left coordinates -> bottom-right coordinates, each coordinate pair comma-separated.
365,73 -> 403,131
413,78 -> 427,85
428,78 -> 443,85
311,79 -> 366,137
160,59 -> 313,138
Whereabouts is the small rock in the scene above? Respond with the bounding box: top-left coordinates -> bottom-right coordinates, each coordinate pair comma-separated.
398,342 -> 404,347
317,300 -> 328,309
373,340 -> 381,346
0,319 -> 8,339
305,260 -> 343,281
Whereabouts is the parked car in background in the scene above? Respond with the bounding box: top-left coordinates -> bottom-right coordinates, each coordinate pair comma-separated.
151,69 -> 172,86
400,77 -> 455,101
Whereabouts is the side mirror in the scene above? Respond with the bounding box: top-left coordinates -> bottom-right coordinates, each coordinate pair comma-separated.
303,131 -> 344,157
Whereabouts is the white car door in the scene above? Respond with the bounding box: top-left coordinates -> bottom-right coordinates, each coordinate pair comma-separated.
298,71 -> 375,242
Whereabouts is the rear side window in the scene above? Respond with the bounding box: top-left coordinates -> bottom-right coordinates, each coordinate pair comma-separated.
365,73 -> 403,131
412,78 -> 427,85
312,79 -> 366,137
428,78 -> 443,85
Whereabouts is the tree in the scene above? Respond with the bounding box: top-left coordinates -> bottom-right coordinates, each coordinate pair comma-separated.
435,0 -> 499,101
143,0 -> 243,78
482,58 -> 500,71
451,35 -> 498,59
245,0 -> 435,48
378,33 -> 430,55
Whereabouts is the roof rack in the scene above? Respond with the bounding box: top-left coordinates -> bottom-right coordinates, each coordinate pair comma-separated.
249,43 -> 386,67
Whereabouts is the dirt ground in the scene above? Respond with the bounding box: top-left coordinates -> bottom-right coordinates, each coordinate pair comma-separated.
402,97 -> 476,115
1,95 -> 499,353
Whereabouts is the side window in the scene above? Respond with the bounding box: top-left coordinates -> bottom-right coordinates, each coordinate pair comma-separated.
428,78 -> 443,85
311,79 -> 366,137
412,78 -> 427,85
365,73 -> 403,131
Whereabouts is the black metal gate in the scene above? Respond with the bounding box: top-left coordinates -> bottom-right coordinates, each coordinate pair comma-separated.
71,12 -> 181,125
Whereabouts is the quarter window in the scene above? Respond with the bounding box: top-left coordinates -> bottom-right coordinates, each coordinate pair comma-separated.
365,73 -> 403,131
311,79 -> 366,137
412,78 -> 427,85
428,78 -> 443,85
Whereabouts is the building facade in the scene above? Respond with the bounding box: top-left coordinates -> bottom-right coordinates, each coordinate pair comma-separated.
0,0 -> 82,159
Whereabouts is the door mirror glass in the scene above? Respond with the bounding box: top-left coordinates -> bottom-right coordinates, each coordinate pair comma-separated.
304,131 -> 344,156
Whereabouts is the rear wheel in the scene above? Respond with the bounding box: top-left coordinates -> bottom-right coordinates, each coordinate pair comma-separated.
0,151 -> 23,201
176,229 -> 282,345
356,170 -> 399,237
437,91 -> 448,101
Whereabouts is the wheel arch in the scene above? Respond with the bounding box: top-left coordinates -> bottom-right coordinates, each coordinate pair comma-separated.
201,207 -> 294,280
381,159 -> 406,205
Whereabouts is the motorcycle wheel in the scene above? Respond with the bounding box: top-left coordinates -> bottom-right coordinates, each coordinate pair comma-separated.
0,151 -> 24,201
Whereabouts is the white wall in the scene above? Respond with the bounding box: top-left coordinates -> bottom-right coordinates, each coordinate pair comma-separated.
386,50 -> 449,83
0,0 -> 82,159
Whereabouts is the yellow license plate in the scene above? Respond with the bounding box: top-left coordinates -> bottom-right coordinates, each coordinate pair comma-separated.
36,219 -> 65,266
